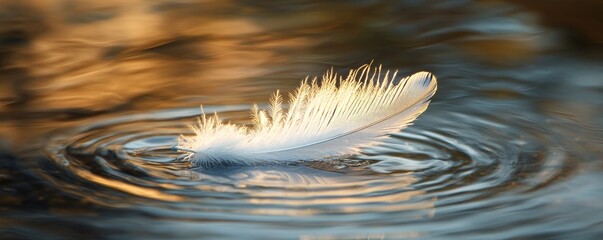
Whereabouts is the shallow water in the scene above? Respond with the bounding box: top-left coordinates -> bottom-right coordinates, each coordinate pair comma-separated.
1,0 -> 603,239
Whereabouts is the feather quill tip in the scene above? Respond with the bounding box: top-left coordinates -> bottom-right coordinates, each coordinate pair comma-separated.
177,64 -> 437,166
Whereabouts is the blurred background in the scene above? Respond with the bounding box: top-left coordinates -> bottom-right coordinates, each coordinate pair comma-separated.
1,0 -> 602,239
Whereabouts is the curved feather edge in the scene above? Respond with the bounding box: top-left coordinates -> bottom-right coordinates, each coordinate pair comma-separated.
177,64 -> 437,166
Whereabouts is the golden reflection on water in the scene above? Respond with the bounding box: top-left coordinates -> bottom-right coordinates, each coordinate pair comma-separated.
2,0 -> 312,114
75,168 -> 184,202
1,0 -> 555,116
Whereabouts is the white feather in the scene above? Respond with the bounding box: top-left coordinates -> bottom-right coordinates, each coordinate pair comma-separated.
177,63 -> 437,165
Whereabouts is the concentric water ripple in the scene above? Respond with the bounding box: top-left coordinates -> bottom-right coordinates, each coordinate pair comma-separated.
35,101 -> 593,238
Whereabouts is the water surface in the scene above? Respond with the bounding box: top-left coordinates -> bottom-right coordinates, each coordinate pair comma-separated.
1,0 -> 603,239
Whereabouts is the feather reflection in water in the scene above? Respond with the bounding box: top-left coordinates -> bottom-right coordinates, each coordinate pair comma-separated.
176,165 -> 434,217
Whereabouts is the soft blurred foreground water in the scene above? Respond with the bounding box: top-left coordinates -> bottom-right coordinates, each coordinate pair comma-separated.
1,0 -> 602,239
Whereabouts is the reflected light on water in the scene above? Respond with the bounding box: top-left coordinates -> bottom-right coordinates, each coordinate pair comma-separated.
75,169 -> 185,202
1,0 -> 603,239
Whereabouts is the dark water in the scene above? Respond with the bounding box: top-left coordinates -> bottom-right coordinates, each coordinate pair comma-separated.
1,0 -> 603,239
